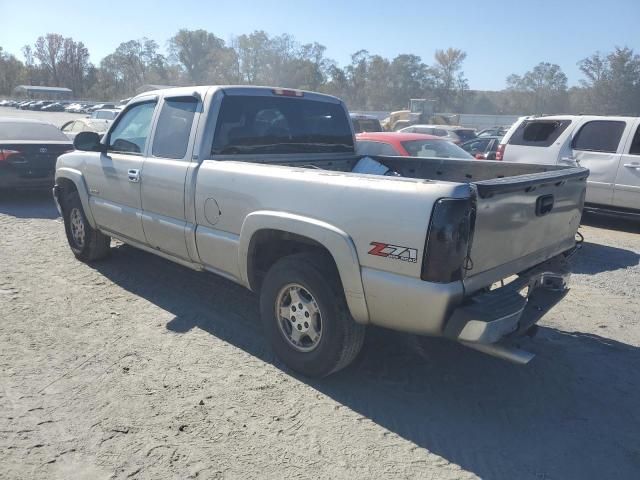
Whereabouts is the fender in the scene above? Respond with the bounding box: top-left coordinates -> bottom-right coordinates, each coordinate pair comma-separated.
238,211 -> 370,324
54,167 -> 97,228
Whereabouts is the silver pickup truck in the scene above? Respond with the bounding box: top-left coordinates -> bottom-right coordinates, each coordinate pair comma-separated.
53,86 -> 588,377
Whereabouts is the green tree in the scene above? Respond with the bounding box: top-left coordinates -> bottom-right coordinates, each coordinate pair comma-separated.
506,62 -> 569,114
433,48 -> 468,111
169,29 -> 236,84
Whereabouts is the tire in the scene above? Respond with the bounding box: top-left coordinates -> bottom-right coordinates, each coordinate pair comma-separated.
62,191 -> 111,262
260,252 -> 365,377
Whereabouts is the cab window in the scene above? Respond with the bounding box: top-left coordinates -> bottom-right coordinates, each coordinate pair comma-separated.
152,97 -> 198,159
108,101 -> 157,154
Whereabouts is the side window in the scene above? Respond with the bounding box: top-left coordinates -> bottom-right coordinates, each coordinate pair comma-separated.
510,120 -> 572,147
627,125 -> 640,155
108,101 -> 157,155
152,97 -> 198,159
573,121 -> 626,153
72,122 -> 85,132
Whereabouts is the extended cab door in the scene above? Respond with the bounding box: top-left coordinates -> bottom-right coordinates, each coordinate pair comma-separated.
613,119 -> 640,210
84,99 -> 157,243
571,119 -> 631,206
139,95 -> 200,260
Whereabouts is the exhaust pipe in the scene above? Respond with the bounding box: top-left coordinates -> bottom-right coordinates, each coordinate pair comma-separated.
461,341 -> 535,365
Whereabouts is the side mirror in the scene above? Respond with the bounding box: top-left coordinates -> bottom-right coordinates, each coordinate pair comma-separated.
74,131 -> 105,152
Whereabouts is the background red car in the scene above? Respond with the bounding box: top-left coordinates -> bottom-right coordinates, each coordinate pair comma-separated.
356,132 -> 473,159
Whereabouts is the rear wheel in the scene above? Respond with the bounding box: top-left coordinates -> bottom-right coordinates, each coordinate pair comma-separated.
260,253 -> 365,377
62,191 -> 111,262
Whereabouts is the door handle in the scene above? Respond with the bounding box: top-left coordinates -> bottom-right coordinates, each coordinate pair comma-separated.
127,169 -> 140,182
623,163 -> 640,169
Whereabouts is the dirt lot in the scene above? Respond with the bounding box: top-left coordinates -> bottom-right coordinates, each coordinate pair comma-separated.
1,189 -> 639,480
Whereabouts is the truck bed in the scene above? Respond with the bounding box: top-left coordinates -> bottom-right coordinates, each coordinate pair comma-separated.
257,154 -> 589,289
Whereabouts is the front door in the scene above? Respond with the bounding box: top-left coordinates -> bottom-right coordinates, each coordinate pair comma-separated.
614,120 -> 640,210
140,96 -> 199,260
84,100 -> 157,243
571,119 -> 629,206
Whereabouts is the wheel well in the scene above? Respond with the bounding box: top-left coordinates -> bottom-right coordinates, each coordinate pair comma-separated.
56,178 -> 78,208
247,229 -> 337,291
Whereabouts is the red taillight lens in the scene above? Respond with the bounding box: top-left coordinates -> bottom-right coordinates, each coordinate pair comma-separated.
272,88 -> 304,97
495,144 -> 505,161
0,149 -> 21,162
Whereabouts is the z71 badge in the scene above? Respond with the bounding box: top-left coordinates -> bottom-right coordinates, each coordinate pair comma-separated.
368,242 -> 418,263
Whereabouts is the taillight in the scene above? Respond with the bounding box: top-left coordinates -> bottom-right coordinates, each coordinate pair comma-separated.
0,149 -> 21,162
495,144 -> 505,161
272,88 -> 304,97
421,198 -> 475,283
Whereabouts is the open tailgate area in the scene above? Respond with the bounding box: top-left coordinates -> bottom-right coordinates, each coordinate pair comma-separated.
463,166 -> 588,293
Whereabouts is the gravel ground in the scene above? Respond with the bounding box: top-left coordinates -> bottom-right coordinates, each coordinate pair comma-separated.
1,189 -> 639,480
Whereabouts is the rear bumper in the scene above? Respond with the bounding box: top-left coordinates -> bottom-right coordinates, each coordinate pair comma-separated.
361,253 -> 572,362
0,171 -> 54,189
444,255 -> 570,342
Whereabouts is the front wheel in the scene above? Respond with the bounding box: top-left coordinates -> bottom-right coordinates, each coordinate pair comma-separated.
62,191 -> 111,262
260,253 -> 365,377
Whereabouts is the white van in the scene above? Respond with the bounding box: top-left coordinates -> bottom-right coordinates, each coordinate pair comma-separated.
498,115 -> 640,215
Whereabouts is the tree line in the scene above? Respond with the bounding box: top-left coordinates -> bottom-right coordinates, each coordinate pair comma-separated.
1,29 -> 639,115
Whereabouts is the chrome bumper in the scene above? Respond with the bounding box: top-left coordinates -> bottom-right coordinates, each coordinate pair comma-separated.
444,255 -> 571,363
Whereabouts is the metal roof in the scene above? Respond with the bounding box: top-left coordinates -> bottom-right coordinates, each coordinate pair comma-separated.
13,85 -> 73,93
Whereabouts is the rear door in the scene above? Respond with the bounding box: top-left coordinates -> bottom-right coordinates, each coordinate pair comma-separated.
84,98 -> 157,243
571,119 -> 631,206
613,119 -> 640,210
140,95 -> 200,260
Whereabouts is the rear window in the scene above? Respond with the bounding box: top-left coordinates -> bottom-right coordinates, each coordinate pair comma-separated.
211,95 -> 353,155
0,122 -> 69,141
572,120 -> 626,153
509,120 -> 572,147
454,129 -> 476,141
402,139 -> 472,159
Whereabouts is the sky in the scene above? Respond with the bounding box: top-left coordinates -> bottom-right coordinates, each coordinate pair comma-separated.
1,0 -> 639,91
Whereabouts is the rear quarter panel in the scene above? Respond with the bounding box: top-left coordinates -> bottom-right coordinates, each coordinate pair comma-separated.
193,160 -> 466,281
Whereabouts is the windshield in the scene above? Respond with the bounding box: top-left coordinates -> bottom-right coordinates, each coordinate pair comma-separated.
211,95 -> 353,155
401,139 -> 473,159
0,122 -> 70,141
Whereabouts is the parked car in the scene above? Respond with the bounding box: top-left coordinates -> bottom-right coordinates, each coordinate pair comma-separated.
87,103 -> 115,112
41,102 -> 66,112
60,119 -> 111,141
29,101 -> 54,111
18,101 -> 36,109
350,113 -> 383,133
399,124 -> 477,144
0,118 -> 72,189
90,109 -> 120,121
356,132 -> 473,159
499,115 -> 640,216
65,103 -> 86,113
54,85 -> 587,377
477,126 -> 509,137
460,136 -> 502,160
